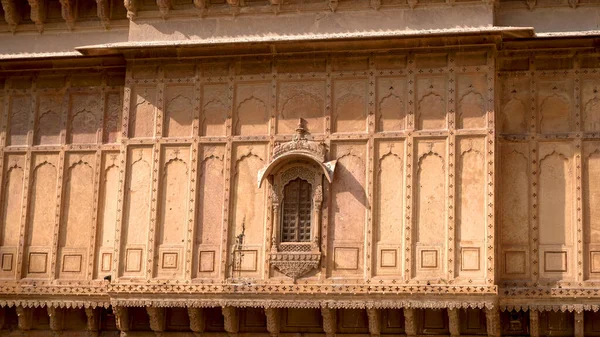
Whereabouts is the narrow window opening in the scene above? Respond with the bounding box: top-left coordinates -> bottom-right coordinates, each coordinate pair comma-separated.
281,178 -> 312,242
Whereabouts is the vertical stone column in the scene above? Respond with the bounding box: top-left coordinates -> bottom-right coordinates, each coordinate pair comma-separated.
574,311 -> 584,337
448,308 -> 459,337
85,307 -> 100,337
404,308 -> 417,337
265,308 -> 280,337
222,307 -> 239,337
16,306 -> 32,332
366,308 -> 380,337
114,306 -> 129,337
146,307 -> 165,334
47,307 -> 64,332
321,308 -> 336,337
529,309 -> 539,337
188,308 -> 205,335
485,307 -> 501,337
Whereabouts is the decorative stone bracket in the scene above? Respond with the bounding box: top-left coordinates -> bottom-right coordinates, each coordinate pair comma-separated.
269,251 -> 321,281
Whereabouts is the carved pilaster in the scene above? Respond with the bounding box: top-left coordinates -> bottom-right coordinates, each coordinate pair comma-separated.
529,309 -> 539,337
366,308 -> 380,337
114,307 -> 130,335
188,308 -> 205,333
265,308 -> 280,337
16,306 -> 32,331
85,308 -> 100,336
124,0 -> 137,20
146,307 -> 166,333
574,311 -> 584,337
485,308 -> 501,337
222,307 -> 239,337
448,309 -> 459,337
156,0 -> 171,19
47,307 -> 64,332
59,0 -> 76,30
1,0 -> 20,32
321,308 -> 336,337
27,0 -> 45,33
404,308 -> 416,337
96,0 -> 110,28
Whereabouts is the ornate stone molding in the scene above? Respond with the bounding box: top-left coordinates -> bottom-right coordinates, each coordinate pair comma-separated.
269,252 -> 320,281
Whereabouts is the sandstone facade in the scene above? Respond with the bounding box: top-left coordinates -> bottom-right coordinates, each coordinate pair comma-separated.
0,0 -> 599,336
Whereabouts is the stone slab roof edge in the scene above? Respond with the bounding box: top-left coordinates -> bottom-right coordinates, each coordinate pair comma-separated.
75,26 -> 536,57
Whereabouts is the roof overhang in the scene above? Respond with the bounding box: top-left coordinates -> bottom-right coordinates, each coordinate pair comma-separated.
257,152 -> 336,188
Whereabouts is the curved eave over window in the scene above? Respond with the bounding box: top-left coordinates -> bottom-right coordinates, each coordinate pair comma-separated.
257,152 -> 336,188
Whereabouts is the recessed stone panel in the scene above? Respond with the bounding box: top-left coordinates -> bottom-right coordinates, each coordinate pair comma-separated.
161,252 -> 178,269
380,249 -> 397,268
125,248 -> 143,273
334,247 -> 359,270
544,251 -> 567,273
460,248 -> 480,271
62,254 -> 82,273
101,253 -> 112,272
28,252 -> 48,274
504,251 -> 526,275
590,251 -> 600,273
420,250 -> 438,269
1,253 -> 13,271
199,251 -> 215,272
233,250 -> 257,272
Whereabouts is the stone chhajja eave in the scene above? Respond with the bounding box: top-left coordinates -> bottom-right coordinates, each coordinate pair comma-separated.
500,301 -> 600,314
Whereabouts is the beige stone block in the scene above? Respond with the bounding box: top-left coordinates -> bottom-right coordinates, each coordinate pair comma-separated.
199,251 -> 215,272
380,249 -> 397,268
101,253 -> 112,272
161,252 -> 178,270
233,250 -> 257,272
62,254 -> 82,273
420,250 -> 438,269
461,248 -> 480,271
544,251 -> 567,272
125,248 -> 143,272
504,251 -> 526,275
1,253 -> 13,271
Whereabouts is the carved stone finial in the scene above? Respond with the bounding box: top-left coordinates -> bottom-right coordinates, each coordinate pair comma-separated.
188,308 -> 205,333
96,0 -> 110,29
156,0 -> 172,19
16,306 -> 32,331
124,0 -> 137,20
146,307 -> 166,333
59,0 -> 76,30
27,0 -> 46,33
193,0 -> 206,17
1,0 -> 20,33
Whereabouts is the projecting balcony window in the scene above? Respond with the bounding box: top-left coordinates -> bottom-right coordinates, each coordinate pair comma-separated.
281,178 -> 312,243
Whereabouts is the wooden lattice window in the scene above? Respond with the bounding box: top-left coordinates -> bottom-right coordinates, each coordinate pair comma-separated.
281,178 -> 312,242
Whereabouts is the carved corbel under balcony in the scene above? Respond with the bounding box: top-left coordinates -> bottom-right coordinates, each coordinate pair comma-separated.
16,306 -> 32,331
147,307 -> 166,333
366,309 -> 380,337
157,0 -> 172,19
27,0 -> 45,33
1,0 -> 20,33
485,308 -> 500,337
268,0 -> 280,14
114,306 -> 130,336
525,0 -> 536,10
403,308 -> 416,337
265,308 -> 280,337
222,307 -> 239,337
369,0 -> 380,10
96,0 -> 110,29
48,307 -> 64,332
328,0 -> 337,11
321,308 -> 336,337
188,308 -> 205,335
85,307 -> 100,337
124,0 -> 137,20
59,0 -> 76,30
407,0 -> 417,9
568,0 -> 579,8
193,0 -> 206,17
226,0 -> 240,16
